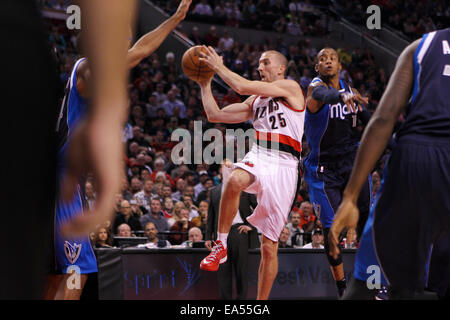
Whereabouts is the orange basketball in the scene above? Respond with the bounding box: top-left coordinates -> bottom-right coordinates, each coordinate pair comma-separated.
182,46 -> 215,83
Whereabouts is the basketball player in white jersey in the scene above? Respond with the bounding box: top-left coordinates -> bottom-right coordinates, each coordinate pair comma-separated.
197,46 -> 305,300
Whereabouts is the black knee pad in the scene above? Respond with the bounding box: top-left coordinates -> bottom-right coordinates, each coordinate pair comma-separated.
323,228 -> 343,266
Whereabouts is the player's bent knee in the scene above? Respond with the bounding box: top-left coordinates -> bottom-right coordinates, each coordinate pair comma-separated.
226,171 -> 253,192
260,240 -> 278,260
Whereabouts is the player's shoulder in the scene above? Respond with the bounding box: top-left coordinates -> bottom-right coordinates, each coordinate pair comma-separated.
308,77 -> 326,89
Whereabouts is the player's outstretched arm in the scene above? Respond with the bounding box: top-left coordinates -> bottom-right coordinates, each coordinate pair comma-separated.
199,79 -> 253,124
199,46 -> 301,100
328,39 -> 420,259
127,0 -> 192,69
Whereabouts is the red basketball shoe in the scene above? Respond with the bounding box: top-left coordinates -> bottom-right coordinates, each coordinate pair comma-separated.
200,240 -> 227,271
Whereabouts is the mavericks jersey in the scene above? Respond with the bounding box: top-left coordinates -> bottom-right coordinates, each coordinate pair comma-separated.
55,58 -> 88,217
397,28 -> 450,139
54,57 -> 97,274
252,95 -> 305,161
304,78 -> 363,168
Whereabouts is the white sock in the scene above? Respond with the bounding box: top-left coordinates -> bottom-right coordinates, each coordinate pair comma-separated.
217,233 -> 228,248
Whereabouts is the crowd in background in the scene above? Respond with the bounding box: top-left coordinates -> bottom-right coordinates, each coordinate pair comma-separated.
333,0 -> 449,40
39,0 -> 445,251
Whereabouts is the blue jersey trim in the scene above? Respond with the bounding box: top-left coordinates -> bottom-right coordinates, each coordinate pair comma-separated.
411,33 -> 428,104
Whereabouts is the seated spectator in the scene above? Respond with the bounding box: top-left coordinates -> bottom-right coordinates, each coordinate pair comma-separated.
93,226 -> 113,248
113,200 -> 143,234
117,223 -> 133,237
130,198 -> 147,218
172,178 -> 186,201
194,171 -> 210,199
129,176 -> 143,195
286,210 -> 304,247
84,181 -> 96,210
196,178 -> 214,203
189,26 -> 203,45
134,178 -> 156,211
167,201 -> 186,228
161,89 -> 186,118
163,196 -> 175,216
181,226 -> 204,247
140,197 -> 169,238
150,157 -> 176,188
193,0 -> 213,16
191,200 -> 209,232
342,228 -> 358,249
181,194 -> 199,220
169,208 -> 196,245
302,228 -> 324,249
299,201 -> 315,232
204,25 -> 220,48
137,222 -> 171,248
278,226 -> 293,248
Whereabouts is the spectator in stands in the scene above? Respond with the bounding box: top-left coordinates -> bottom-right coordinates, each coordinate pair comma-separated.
129,176 -> 142,196
113,200 -> 143,234
299,201 -> 315,232
181,194 -> 199,220
279,227 -> 293,248
299,201 -> 316,244
192,200 -> 209,232
196,178 -> 214,203
117,223 -> 132,237
140,198 -> 169,238
130,198 -> 147,218
134,178 -> 154,211
162,89 -> 186,118
204,25 -> 220,48
94,226 -> 113,248
163,197 -> 175,216
153,83 -> 167,105
302,228 -> 324,249
218,29 -> 234,51
146,93 -> 160,118
181,226 -> 204,247
214,1 -> 228,23
189,26 -> 203,45
169,207 -> 196,245
193,0 -> 213,16
194,171 -> 210,199
139,222 -> 171,248
85,181 -> 96,211
172,178 -> 186,201
167,201 -> 186,228
150,157 -> 175,188
286,211 -> 304,248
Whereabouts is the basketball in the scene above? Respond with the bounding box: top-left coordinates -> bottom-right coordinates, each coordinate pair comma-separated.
182,46 -> 215,83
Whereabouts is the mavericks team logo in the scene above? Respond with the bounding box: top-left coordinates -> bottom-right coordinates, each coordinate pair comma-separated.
64,241 -> 82,264
312,203 -> 321,220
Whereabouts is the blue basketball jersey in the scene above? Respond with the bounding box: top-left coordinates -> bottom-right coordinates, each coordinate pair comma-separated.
304,78 -> 362,170
56,58 -> 88,174
397,28 -> 450,139
54,58 -> 97,274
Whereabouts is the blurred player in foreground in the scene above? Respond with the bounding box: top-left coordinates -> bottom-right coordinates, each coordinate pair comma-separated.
47,0 -> 192,300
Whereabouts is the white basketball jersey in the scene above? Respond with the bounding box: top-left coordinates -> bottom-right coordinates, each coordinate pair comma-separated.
251,95 -> 305,161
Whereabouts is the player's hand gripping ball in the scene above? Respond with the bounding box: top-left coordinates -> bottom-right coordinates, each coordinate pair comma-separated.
182,45 -> 215,83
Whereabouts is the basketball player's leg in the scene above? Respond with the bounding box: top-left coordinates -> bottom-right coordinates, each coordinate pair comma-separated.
217,168 -> 255,238
257,235 -> 279,300
201,168 -> 255,271
54,273 -> 88,300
